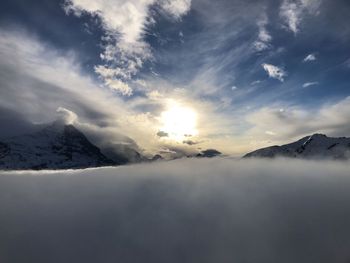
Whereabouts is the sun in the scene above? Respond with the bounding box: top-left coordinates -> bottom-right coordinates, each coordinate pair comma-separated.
160,103 -> 198,140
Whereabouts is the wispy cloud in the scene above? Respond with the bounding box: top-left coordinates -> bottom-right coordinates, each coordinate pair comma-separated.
104,78 -> 133,96
345,58 -> 350,68
253,14 -> 272,51
56,107 -> 78,124
262,63 -> 287,82
246,96 -> 350,147
302,81 -> 318,88
303,53 -> 317,62
280,0 -> 301,34
160,0 -> 191,18
280,0 -> 322,34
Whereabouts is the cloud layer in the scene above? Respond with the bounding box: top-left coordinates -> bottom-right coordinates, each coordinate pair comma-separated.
1,158 -> 350,263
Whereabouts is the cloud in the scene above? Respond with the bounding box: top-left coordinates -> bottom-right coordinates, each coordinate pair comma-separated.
280,0 -> 301,34
157,131 -> 169,137
0,28 -> 247,157
182,139 -> 199,145
253,41 -> 270,52
280,0 -> 322,34
262,63 -> 287,82
253,15 -> 272,51
1,158 -> 350,262
56,107 -> 78,124
344,58 -> 350,68
265,130 -> 277,136
105,79 -> 133,96
245,96 -> 350,150
64,0 -> 192,95
0,107 -> 39,139
251,80 -> 262,85
0,28 -> 159,155
303,53 -> 317,62
160,0 -> 192,18
302,81 -> 318,88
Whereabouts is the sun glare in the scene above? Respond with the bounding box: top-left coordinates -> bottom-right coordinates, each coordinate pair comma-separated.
160,104 -> 198,140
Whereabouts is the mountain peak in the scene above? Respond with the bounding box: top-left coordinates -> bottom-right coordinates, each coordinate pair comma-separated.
196,149 -> 222,158
310,133 -> 328,139
244,134 -> 350,160
0,123 -> 115,170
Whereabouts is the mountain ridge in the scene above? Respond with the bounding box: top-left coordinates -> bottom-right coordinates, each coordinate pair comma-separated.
243,133 -> 350,159
0,121 -> 115,170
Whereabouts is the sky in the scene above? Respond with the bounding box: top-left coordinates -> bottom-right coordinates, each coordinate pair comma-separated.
0,0 -> 350,157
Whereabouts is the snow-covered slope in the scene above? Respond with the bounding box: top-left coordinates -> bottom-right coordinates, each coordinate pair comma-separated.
244,134 -> 350,159
0,121 -> 115,170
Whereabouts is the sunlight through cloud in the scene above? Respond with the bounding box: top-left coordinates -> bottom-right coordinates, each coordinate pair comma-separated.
160,102 -> 198,141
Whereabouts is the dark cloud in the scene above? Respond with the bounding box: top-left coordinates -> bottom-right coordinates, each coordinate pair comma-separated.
182,139 -> 198,145
0,107 -> 40,139
157,131 -> 169,137
0,66 -> 111,126
1,159 -> 350,263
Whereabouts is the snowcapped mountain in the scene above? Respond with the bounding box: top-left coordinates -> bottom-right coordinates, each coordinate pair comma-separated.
244,134 -> 350,159
0,121 -> 115,170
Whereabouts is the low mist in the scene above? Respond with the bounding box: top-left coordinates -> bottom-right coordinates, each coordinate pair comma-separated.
1,158 -> 350,263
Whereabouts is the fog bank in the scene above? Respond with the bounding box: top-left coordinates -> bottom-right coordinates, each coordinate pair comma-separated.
1,158 -> 350,263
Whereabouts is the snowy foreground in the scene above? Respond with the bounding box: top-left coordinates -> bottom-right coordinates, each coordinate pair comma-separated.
1,158 -> 350,263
